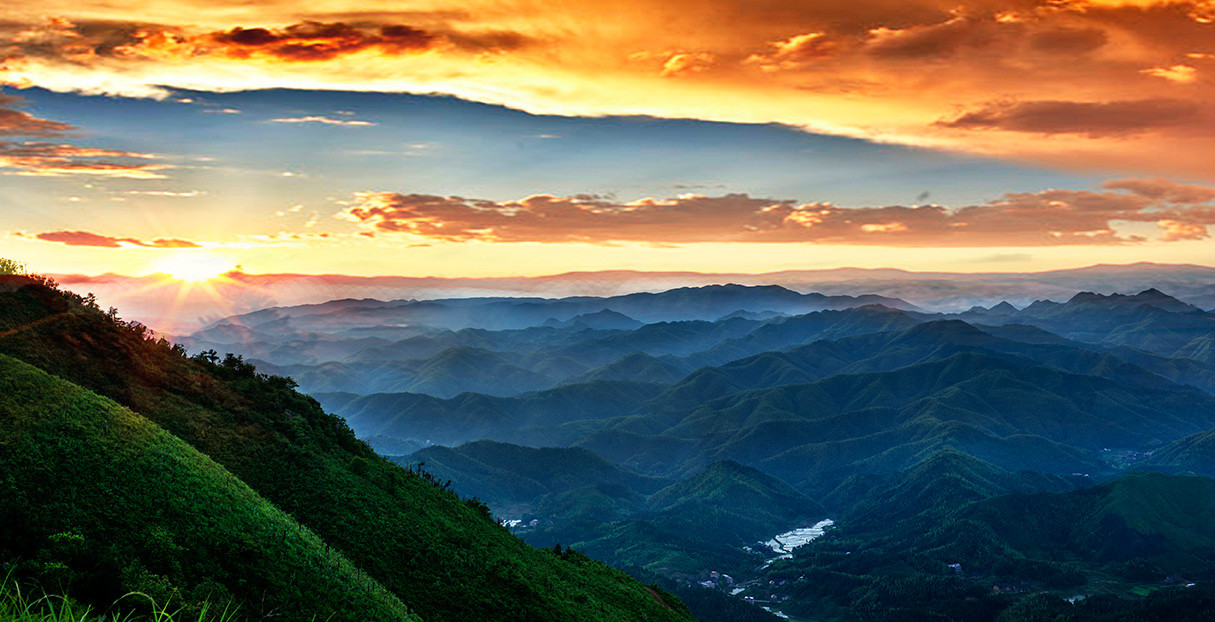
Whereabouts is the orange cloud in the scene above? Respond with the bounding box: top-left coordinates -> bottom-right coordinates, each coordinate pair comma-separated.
0,142 -> 166,178
664,52 -> 716,76
864,13 -> 985,59
1141,64 -> 1199,82
1156,219 -> 1208,241
336,181 -> 1215,246
935,99 -> 1208,137
1102,177 -> 1215,203
339,192 -> 792,242
33,230 -> 202,248
745,33 -> 836,71
1027,26 -> 1108,53
0,94 -> 73,136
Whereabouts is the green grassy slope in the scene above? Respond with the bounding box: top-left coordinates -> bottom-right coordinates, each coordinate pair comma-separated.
0,277 -> 693,622
0,354 -> 416,622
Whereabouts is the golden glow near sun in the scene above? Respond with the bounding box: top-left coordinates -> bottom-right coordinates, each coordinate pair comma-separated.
152,252 -> 235,282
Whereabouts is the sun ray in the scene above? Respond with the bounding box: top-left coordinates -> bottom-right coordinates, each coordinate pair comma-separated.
152,252 -> 236,283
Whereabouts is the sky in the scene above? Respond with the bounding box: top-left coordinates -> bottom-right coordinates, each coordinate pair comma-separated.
2,0 -> 1214,282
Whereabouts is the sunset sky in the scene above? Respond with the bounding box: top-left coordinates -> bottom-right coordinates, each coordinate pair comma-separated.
2,0 -> 1214,279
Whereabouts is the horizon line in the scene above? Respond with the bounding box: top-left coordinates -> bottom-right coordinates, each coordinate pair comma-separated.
47,260 -> 1215,283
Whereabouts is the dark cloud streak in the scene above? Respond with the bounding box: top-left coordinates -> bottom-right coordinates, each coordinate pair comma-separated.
33,230 -> 201,248
2,17 -> 533,65
0,141 -> 165,178
0,94 -> 164,177
936,99 -> 1207,137
213,21 -> 437,61
0,94 -> 72,136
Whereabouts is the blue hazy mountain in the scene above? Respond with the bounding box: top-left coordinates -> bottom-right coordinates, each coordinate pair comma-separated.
133,278 -> 1215,620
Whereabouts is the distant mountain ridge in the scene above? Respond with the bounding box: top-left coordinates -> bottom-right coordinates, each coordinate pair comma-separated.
52,262 -> 1215,334
191,284 -> 920,336
319,312 -> 1215,476
950,288 -> 1215,360
181,285 -> 1215,401
544,309 -> 644,330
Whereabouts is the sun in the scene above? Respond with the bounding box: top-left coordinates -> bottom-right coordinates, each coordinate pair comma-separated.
152,252 -> 235,283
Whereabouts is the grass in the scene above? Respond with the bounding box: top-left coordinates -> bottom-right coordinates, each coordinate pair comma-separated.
0,353 -> 417,622
0,573 -> 239,622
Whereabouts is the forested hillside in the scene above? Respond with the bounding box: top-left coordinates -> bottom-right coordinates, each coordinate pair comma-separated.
0,274 -> 693,622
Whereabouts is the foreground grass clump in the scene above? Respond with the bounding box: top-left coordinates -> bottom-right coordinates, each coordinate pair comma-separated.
0,574 -> 239,622
0,578 -> 100,622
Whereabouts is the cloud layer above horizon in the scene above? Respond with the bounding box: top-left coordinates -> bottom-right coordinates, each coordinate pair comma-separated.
3,1 -> 1214,281
2,0 -> 1213,176
337,178 -> 1215,246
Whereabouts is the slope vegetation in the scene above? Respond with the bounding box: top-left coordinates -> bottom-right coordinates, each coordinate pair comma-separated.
0,353 -> 416,621
0,276 -> 693,622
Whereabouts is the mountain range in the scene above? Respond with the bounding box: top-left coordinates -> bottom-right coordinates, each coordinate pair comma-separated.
7,271 -> 1214,621
181,285 -> 1215,400
56,262 -> 1215,334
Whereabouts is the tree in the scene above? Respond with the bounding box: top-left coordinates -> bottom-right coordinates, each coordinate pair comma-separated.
0,258 -> 27,275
